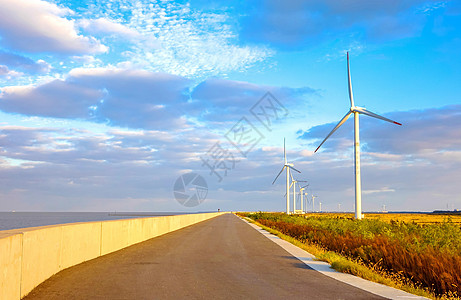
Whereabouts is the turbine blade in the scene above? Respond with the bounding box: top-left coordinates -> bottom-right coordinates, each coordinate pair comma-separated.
290,171 -> 294,182
272,166 -> 286,185
353,107 -> 402,125
288,165 -> 301,173
347,52 -> 354,108
314,111 -> 352,153
301,184 -> 309,189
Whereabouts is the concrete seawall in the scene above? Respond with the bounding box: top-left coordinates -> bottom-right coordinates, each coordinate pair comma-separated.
0,212 -> 226,300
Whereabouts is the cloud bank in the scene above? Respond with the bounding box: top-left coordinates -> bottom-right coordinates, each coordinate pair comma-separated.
0,0 -> 107,54
0,67 -> 314,131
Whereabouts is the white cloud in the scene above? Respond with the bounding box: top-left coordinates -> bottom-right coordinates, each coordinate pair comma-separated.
0,51 -> 51,74
79,18 -> 141,39
0,65 -> 23,79
417,1 -> 447,14
190,77 -> 315,127
36,60 -> 52,73
0,80 -> 103,118
0,67 -> 192,129
362,188 -> 395,195
0,0 -> 107,54
70,55 -> 103,68
0,67 -> 314,131
0,0 -> 275,84
83,0 -> 274,78
0,124 -> 223,211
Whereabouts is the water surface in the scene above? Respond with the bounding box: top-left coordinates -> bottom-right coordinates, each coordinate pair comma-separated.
0,212 -> 192,231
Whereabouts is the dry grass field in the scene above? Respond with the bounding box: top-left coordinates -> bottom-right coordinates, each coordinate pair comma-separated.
240,212 -> 461,299
302,212 -> 461,224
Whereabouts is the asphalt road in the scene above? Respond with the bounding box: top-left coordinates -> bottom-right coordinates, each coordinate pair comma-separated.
25,214 -> 386,300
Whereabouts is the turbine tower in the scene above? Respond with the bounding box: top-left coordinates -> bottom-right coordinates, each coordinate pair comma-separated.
273,138 -> 301,214
304,190 -> 309,213
292,177 -> 296,213
314,52 -> 402,220
311,195 -> 317,213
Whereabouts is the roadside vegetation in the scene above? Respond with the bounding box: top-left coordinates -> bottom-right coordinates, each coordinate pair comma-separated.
308,212 -> 461,225
238,212 -> 461,299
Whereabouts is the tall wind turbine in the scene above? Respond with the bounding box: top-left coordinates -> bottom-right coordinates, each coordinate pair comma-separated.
314,52 -> 402,220
273,138 -> 301,214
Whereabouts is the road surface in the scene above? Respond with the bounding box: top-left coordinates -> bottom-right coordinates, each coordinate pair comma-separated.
25,214 -> 386,299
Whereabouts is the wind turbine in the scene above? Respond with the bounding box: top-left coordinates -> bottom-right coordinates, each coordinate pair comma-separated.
304,190 -> 309,213
299,184 -> 309,213
311,195 -> 317,212
314,52 -> 402,220
283,172 -> 305,213
273,138 -> 301,214
291,175 -> 307,213
290,175 -> 307,213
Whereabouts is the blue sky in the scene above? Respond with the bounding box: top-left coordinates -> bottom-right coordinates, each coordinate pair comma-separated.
0,0 -> 460,212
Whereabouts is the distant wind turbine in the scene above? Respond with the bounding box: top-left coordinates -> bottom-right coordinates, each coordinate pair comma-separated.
283,176 -> 296,213
290,175 -> 307,213
314,52 -> 402,220
273,138 -> 301,214
283,176 -> 306,213
303,190 -> 309,213
311,195 -> 317,213
299,184 -> 309,213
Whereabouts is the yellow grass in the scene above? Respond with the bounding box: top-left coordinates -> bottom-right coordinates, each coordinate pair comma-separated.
299,212 -> 461,224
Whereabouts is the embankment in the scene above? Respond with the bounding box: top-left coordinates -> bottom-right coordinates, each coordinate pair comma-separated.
0,212 -> 226,300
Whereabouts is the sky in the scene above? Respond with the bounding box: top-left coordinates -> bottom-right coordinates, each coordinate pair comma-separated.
0,0 -> 460,213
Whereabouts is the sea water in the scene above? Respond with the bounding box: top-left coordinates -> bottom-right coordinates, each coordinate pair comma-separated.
0,212 -> 189,231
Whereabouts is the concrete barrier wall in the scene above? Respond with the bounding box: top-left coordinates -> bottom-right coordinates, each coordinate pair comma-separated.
0,232 -> 22,300
0,212 -> 225,300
